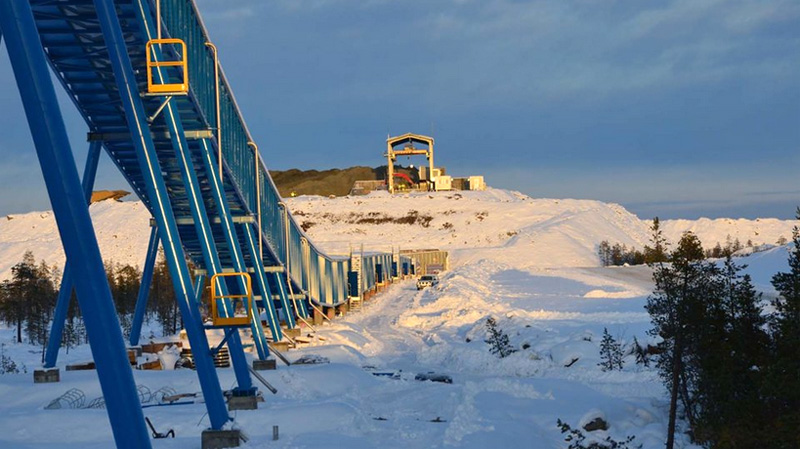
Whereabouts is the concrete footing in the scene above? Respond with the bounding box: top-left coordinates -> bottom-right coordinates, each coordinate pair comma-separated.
227,395 -> 258,411
252,359 -> 276,371
33,368 -> 60,383
313,308 -> 324,325
270,341 -> 291,352
284,327 -> 301,339
201,429 -> 241,449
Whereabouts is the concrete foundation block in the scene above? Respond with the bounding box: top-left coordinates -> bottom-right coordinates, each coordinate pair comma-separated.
284,327 -> 301,338
201,429 -> 241,449
252,359 -> 276,371
270,341 -> 291,352
227,395 -> 258,411
313,308 -> 324,326
33,368 -> 60,383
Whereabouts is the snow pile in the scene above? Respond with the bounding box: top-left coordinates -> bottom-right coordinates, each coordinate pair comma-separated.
661,217 -> 794,249
288,189 -> 652,269
287,188 -> 795,270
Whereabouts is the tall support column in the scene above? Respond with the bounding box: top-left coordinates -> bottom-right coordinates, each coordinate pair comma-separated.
129,226 -> 160,346
138,5 -> 253,393
241,223 -> 284,345
0,2 -> 151,447
199,139 -> 275,355
270,272 -> 300,323
91,0 -> 229,429
45,140 -> 102,368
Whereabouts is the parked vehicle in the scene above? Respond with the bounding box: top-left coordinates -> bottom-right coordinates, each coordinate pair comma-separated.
416,274 -> 439,290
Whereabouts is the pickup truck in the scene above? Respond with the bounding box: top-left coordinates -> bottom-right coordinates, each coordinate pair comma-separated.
416,274 -> 439,290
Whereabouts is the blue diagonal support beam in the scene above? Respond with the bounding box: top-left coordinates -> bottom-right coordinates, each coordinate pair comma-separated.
45,140 -> 102,368
129,225 -> 160,346
194,273 -> 206,306
91,0 -> 229,430
241,223 -> 284,345
0,2 -> 151,447
136,0 -> 255,393
267,273 -> 297,329
199,139 -> 274,358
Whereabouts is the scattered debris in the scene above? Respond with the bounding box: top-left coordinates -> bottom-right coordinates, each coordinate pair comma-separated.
415,372 -> 453,384
292,354 -> 330,365
45,388 -> 85,410
372,371 -> 402,379
145,417 -> 175,439
564,357 -> 580,367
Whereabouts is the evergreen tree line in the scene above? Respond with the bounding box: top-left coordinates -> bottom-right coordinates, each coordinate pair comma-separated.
0,250 -> 185,352
599,219 -> 788,267
645,215 -> 800,449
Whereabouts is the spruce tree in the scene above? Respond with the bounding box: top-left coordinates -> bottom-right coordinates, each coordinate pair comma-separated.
632,336 -> 649,367
646,232 -> 708,449
765,209 -> 800,447
644,217 -> 669,264
598,328 -> 624,371
485,317 -> 516,358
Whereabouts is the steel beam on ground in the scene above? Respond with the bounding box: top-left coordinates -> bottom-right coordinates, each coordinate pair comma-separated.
0,2 -> 151,447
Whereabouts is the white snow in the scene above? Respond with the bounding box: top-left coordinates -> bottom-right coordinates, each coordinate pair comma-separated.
0,200 -> 151,280
0,189 -> 794,448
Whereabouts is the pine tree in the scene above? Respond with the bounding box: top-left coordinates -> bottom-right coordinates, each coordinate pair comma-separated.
598,328 -> 624,371
646,232 -> 710,449
644,217 -> 669,264
632,336 -> 649,367
597,241 -> 612,266
764,209 -> 800,447
485,317 -> 516,358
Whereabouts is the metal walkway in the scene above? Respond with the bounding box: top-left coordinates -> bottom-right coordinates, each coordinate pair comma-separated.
1,0 -> 411,447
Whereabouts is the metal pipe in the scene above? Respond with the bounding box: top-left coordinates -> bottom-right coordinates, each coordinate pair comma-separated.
0,1 -> 151,446
155,0 -> 161,40
204,42 -> 221,181
278,202 -> 303,320
248,141 -> 262,261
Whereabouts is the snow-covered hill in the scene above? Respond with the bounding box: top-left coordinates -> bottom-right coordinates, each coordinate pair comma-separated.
0,189 -> 794,280
0,200 -> 151,280
0,189 -> 795,448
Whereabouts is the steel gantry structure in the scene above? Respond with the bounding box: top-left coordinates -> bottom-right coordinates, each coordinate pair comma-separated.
0,0 -> 412,447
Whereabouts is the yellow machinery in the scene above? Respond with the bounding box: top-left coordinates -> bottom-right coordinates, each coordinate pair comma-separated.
145,0 -> 188,95
385,133 -> 434,193
209,272 -> 253,327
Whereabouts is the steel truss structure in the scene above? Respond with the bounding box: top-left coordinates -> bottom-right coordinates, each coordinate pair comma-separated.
0,0 -> 412,447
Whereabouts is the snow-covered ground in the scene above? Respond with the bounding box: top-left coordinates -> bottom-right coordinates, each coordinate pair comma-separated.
0,189 -> 795,448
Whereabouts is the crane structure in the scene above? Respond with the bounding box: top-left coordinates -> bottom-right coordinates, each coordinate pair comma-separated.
385,133 -> 435,193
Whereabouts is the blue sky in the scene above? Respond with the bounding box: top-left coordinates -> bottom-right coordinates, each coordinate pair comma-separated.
1,0 -> 798,219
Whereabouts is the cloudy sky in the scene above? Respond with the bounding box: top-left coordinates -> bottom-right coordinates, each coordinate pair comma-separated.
0,0 -> 798,219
